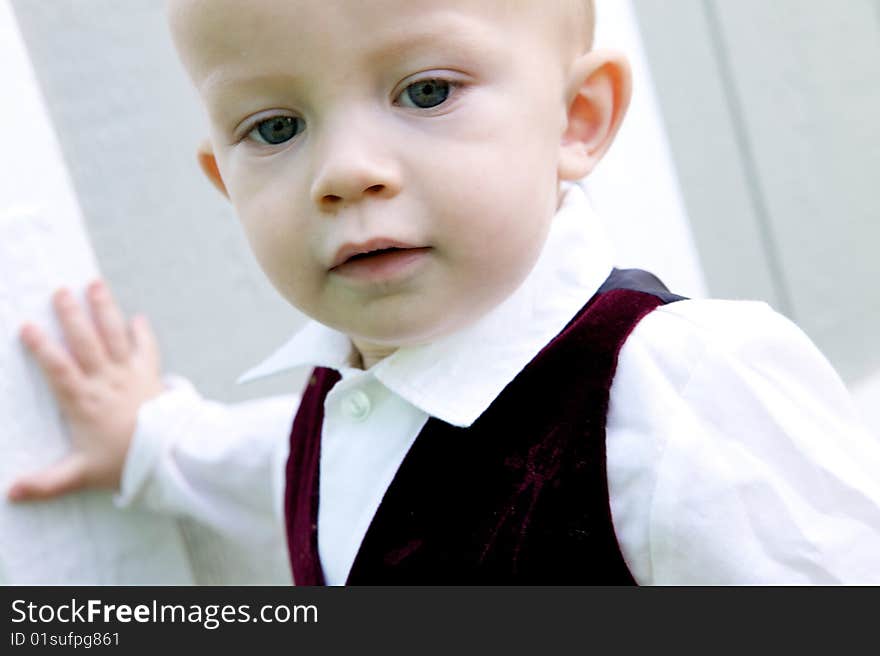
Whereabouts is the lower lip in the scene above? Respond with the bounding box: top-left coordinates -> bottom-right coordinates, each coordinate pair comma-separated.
330,247 -> 432,282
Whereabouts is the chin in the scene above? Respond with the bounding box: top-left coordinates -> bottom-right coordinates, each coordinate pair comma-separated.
348,312 -> 469,349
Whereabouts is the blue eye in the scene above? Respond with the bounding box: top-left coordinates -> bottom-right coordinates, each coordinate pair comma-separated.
249,116 -> 305,145
400,79 -> 451,109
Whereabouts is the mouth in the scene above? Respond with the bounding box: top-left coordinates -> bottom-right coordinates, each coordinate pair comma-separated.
330,238 -> 429,270
329,240 -> 432,283
345,246 -> 408,262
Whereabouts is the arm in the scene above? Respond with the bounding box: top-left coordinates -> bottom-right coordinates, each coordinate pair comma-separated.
608,299 -> 880,584
116,374 -> 297,541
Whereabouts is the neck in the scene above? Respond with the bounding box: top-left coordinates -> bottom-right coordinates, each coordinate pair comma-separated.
349,339 -> 398,370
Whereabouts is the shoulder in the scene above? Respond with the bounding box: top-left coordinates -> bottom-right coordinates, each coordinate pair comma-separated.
620,296 -> 849,398
612,295 -> 862,449
606,297 -> 880,583
630,296 -> 802,365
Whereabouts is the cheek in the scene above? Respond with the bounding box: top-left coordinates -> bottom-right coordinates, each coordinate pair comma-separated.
233,189 -> 320,300
421,104 -> 560,225
423,139 -> 558,302
434,194 -> 555,314
226,156 -> 309,249
427,146 -> 557,263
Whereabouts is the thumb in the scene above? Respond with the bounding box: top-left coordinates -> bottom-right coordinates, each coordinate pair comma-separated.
6,454 -> 89,502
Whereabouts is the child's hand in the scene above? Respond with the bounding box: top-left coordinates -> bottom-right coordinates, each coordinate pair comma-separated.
7,279 -> 166,502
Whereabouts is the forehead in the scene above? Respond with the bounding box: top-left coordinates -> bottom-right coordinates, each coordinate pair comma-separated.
169,0 -> 567,88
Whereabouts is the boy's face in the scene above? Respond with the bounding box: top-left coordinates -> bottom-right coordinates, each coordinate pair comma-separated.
171,0 -> 594,350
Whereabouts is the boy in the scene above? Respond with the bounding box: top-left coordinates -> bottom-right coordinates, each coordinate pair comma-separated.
8,0 -> 880,583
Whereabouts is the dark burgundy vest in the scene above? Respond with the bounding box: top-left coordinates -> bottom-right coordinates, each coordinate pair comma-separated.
284,268 -> 686,584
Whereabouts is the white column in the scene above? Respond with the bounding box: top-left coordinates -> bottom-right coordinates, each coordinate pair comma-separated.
0,0 -> 193,584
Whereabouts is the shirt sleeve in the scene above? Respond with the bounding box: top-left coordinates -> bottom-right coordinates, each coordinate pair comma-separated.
606,298 -> 880,584
112,373 -> 299,547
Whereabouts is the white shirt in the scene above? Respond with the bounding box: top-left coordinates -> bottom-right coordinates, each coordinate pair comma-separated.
115,183 -> 880,584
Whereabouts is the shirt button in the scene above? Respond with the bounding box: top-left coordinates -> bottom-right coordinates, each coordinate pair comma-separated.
341,389 -> 372,421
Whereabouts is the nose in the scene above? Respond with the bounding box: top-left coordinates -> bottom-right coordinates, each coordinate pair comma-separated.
309,120 -> 402,210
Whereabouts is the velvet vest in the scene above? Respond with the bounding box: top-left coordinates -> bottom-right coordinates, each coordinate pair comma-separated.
284,268 -> 686,585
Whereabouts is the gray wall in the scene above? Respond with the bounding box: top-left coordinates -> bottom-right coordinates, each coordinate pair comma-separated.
634,0 -> 880,384
12,0 -> 310,404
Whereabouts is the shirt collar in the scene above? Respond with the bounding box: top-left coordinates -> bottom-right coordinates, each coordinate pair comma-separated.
236,182 -> 615,427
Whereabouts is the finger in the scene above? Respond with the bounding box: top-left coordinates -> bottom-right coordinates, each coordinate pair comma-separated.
53,287 -> 106,373
20,322 -> 86,401
87,279 -> 131,362
130,314 -> 161,368
6,454 -> 88,502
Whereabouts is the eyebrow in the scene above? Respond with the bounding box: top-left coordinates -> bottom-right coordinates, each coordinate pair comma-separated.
201,18 -> 494,102
361,24 -> 490,65
201,72 -> 305,103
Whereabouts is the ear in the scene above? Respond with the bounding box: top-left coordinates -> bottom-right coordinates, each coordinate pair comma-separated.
557,49 -> 632,181
196,138 -> 229,198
